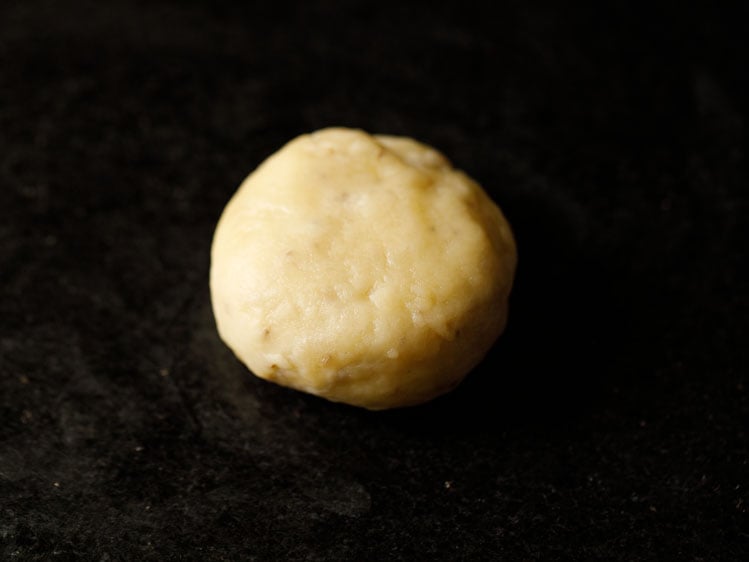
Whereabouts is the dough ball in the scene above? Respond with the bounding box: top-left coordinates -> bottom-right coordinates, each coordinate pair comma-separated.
210,128 -> 516,410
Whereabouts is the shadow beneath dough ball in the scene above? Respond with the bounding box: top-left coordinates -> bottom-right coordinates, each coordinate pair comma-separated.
380,183 -> 654,434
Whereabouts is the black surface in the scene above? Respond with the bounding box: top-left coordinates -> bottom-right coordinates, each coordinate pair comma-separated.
1,1 -> 747,559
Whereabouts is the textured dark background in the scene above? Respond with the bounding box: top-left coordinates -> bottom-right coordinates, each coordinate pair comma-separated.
1,1 -> 747,559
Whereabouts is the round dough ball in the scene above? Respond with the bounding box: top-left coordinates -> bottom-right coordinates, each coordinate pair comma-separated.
210,127 -> 516,410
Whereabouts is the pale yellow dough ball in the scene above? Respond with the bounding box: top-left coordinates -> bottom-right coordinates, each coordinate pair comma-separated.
210,128 -> 516,410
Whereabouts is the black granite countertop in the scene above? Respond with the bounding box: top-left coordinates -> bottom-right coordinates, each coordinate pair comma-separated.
1,1 -> 747,559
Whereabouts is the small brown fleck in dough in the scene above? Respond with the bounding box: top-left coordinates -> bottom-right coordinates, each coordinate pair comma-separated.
210,128 -> 517,410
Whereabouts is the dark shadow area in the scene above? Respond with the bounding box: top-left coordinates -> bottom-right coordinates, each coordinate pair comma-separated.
376,182 -> 675,435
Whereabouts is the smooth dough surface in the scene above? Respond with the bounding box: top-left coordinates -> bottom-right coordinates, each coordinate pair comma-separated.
210,128 -> 517,409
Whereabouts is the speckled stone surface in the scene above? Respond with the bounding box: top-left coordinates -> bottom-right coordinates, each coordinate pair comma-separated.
1,1 -> 747,559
